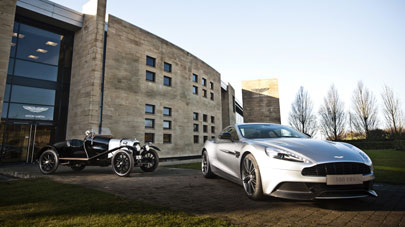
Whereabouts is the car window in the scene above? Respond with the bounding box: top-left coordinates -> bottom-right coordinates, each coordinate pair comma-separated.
229,127 -> 239,141
237,124 -> 308,139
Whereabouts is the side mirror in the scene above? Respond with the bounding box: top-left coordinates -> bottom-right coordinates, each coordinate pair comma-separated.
219,132 -> 232,141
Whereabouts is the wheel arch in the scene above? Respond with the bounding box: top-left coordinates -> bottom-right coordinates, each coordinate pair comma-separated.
36,146 -> 58,161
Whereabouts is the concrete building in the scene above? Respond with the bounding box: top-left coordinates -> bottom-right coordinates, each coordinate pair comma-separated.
242,78 -> 281,124
0,0 -> 242,162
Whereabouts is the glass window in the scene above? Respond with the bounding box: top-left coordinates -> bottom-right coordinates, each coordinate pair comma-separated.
192,74 -> 198,82
237,124 -> 308,139
14,59 -> 58,81
163,107 -> 171,116
203,136 -> 208,142
145,133 -> 154,143
163,120 -> 171,129
16,23 -> 61,66
211,136 -> 216,139
146,71 -> 155,82
193,86 -> 198,95
145,118 -> 154,128
2,103 -> 8,118
193,123 -> 199,132
202,89 -> 207,98
210,92 -> 214,101
233,96 -> 236,113
211,126 -> 215,134
211,116 -> 215,123
10,22 -> 18,58
146,56 -> 155,67
4,84 -> 11,102
193,112 -> 198,120
163,134 -> 172,144
8,58 -> 14,75
203,114 -> 207,122
210,82 -> 214,90
203,125 -> 208,133
164,62 -> 171,72
202,78 -> 207,86
11,85 -> 55,105
145,104 -> 155,114
193,135 -> 199,144
163,76 -> 171,86
8,103 -> 54,120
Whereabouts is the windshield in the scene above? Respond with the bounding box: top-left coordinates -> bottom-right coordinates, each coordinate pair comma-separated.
237,124 -> 308,139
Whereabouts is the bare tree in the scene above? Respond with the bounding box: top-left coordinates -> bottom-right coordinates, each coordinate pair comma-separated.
381,85 -> 404,138
352,81 -> 378,139
289,86 -> 317,136
319,85 -> 346,140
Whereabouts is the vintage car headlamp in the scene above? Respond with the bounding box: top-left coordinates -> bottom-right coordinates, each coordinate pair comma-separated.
265,147 -> 312,164
145,144 -> 150,151
135,144 -> 141,152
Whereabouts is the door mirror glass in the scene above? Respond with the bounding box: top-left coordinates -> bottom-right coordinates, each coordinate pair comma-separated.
219,132 -> 232,141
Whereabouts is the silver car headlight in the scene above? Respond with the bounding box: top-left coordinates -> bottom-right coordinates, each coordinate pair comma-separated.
134,144 -> 141,152
265,147 -> 312,164
145,144 -> 150,151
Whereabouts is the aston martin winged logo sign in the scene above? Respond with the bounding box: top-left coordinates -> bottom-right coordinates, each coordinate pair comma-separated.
334,156 -> 344,159
23,105 -> 49,113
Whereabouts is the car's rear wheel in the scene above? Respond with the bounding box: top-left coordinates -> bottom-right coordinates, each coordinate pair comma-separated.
39,149 -> 59,175
202,150 -> 215,178
140,149 -> 159,172
112,150 -> 134,177
242,154 -> 263,200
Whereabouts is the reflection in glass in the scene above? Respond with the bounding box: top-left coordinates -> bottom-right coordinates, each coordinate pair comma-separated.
2,103 -> 8,118
10,22 -> 18,58
4,84 -> 10,102
8,58 -> 14,75
14,59 -> 58,81
11,85 -> 55,105
8,103 -> 54,120
16,24 -> 61,65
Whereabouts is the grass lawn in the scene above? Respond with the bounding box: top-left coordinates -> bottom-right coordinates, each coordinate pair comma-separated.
168,150 -> 405,185
0,178 -> 235,227
364,149 -> 405,185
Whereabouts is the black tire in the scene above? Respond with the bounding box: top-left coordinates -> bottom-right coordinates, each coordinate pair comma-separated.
111,150 -> 134,177
39,149 -> 59,175
241,154 -> 263,200
140,149 -> 159,172
70,163 -> 86,172
202,150 -> 215,178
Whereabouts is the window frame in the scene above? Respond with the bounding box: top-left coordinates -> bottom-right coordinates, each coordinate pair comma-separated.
146,70 -> 155,82
145,104 -> 155,114
146,56 -> 156,67
163,76 -> 172,86
163,107 -> 171,116
163,120 -> 172,130
164,62 -> 172,72
145,118 -> 155,128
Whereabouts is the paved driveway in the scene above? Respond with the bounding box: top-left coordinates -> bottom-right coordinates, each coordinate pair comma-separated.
1,164 -> 404,226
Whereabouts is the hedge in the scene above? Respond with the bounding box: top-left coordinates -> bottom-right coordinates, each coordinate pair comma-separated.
341,140 -> 405,151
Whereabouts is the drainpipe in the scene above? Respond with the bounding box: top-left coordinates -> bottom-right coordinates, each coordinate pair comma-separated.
99,28 -> 107,134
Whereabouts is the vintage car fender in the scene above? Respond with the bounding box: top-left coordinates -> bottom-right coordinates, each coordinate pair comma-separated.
36,145 -> 59,160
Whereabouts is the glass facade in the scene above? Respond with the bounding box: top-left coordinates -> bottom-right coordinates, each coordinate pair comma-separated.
1,18 -> 73,163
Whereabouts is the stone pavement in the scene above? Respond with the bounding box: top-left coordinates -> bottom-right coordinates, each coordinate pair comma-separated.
0,163 -> 404,226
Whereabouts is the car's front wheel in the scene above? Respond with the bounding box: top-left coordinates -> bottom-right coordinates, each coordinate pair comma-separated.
112,150 -> 134,177
241,154 -> 263,200
202,150 -> 215,178
39,149 -> 59,175
140,149 -> 159,172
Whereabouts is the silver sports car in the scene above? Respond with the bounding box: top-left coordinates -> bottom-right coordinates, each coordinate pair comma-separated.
201,123 -> 377,200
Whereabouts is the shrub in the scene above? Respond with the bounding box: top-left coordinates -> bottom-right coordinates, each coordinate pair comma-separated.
342,140 -> 394,150
394,140 -> 405,151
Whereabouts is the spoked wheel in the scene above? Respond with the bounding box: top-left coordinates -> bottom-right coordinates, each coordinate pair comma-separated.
241,154 -> 263,200
70,162 -> 86,172
39,149 -> 59,175
112,150 -> 134,177
202,150 -> 215,178
140,149 -> 159,172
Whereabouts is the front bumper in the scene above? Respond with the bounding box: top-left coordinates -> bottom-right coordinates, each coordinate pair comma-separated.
270,180 -> 377,200
259,161 -> 376,200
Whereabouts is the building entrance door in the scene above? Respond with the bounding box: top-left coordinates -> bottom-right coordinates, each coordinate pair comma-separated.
0,122 -> 54,163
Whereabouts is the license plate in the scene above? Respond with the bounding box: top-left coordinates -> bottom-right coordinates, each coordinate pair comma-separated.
326,174 -> 363,185
136,155 -> 142,160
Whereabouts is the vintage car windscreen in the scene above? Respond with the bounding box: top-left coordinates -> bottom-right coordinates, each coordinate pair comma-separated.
237,124 -> 308,139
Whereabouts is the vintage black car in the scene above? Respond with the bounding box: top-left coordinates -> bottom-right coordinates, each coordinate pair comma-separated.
37,130 -> 160,177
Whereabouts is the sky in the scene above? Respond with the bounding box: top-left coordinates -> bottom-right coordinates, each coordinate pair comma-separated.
53,0 -> 405,128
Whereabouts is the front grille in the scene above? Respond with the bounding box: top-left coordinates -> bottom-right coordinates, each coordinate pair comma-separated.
302,162 -> 371,176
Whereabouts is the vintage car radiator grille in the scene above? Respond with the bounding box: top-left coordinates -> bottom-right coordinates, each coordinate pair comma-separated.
301,162 -> 371,176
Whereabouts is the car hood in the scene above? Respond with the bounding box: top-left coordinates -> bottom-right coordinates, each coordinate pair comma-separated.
250,138 -> 365,163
